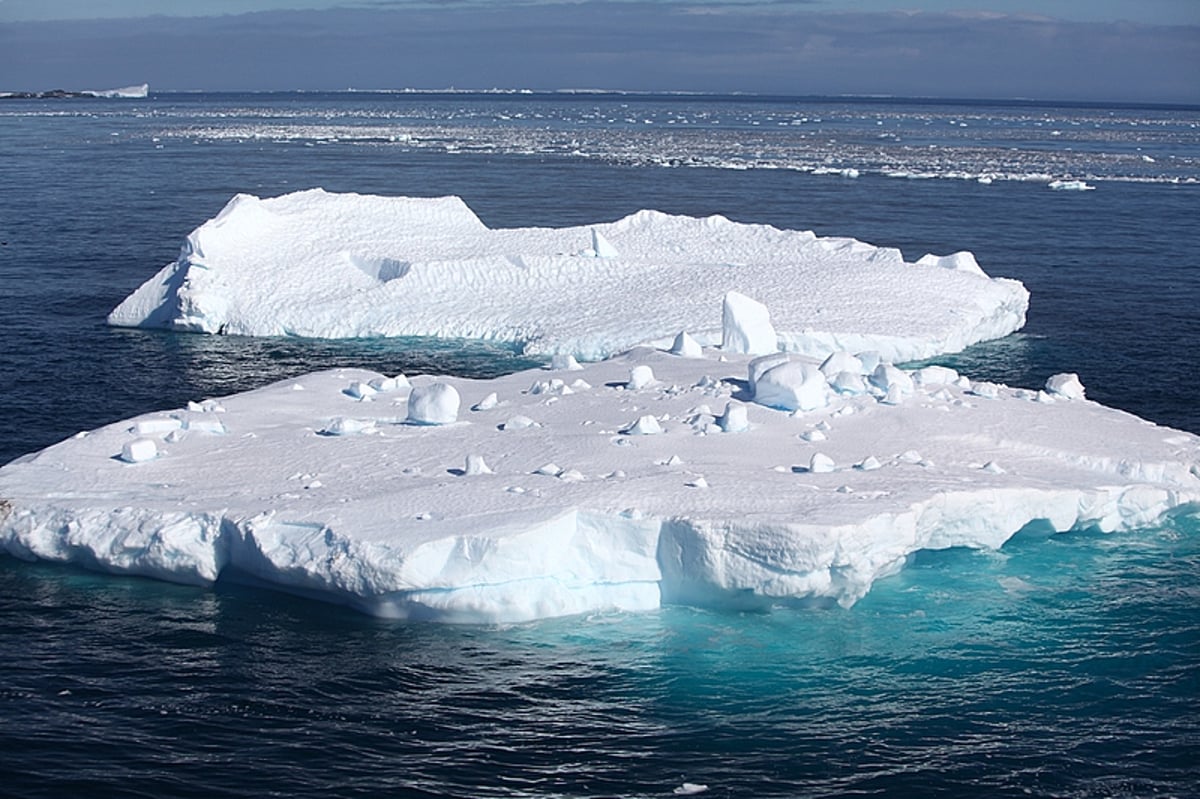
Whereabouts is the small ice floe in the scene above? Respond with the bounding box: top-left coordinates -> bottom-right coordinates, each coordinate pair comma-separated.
119,438 -> 158,464
1048,179 -> 1095,191
673,783 -> 709,795
406,382 -> 460,425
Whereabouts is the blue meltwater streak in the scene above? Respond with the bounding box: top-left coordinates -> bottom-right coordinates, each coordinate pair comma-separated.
0,515 -> 1196,798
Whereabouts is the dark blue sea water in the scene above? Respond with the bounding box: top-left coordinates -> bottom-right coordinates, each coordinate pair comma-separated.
1,93 -> 1198,797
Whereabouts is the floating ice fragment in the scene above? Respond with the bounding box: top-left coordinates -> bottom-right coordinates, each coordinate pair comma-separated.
673,784 -> 709,796
120,438 -> 158,463
1049,179 -> 1095,191
406,382 -> 460,425
1045,372 -> 1086,400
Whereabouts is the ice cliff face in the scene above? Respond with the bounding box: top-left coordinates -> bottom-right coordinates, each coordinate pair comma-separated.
108,190 -> 1028,362
3,347 -> 1197,623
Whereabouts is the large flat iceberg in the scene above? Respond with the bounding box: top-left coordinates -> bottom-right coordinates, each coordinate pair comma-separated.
3,344 -> 1197,623
108,189 -> 1028,362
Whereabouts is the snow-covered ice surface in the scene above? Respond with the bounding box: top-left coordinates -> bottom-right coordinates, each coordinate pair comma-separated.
3,345 -> 1197,623
108,190 -> 1028,363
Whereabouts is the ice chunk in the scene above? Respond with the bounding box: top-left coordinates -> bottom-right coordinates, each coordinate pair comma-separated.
915,251 -> 986,277
4,351 -> 1197,625
406,382 -> 460,425
108,191 -> 1028,363
622,415 -> 663,435
551,354 -> 583,371
753,360 -> 829,412
669,331 -> 704,358
722,291 -> 777,355
463,454 -> 494,476
1045,373 -> 1086,400
120,438 -> 158,463
808,452 -> 836,473
591,228 -> 619,258
869,364 -> 914,397
820,351 -> 865,377
628,364 -> 655,390
716,401 -> 750,433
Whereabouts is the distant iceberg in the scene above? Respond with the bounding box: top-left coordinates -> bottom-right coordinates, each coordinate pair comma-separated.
86,83 -> 149,99
0,84 -> 148,100
2,337 -> 1197,623
108,189 -> 1029,363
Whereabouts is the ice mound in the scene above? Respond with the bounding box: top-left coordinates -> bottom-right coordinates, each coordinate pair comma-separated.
108,190 -> 1028,363
3,346 -> 1198,624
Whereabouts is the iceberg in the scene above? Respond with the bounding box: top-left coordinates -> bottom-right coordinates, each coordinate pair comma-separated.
2,343 -> 1197,623
108,190 -> 1029,363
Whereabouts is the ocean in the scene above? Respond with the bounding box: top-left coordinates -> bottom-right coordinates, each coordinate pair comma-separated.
1,92 -> 1198,798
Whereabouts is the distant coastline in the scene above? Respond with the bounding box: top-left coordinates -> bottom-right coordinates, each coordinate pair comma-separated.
0,83 -> 148,100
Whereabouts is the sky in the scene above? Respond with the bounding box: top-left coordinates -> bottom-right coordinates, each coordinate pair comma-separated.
1,0 -> 1197,103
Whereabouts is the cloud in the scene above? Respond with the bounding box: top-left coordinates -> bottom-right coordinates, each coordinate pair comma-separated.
1,2 -> 1197,103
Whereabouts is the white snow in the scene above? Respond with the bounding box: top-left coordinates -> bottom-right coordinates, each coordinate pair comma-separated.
3,341 -> 1197,624
108,190 -> 1028,363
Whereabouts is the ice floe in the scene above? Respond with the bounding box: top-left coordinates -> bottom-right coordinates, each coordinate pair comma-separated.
2,338 -> 1197,623
108,190 -> 1028,363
